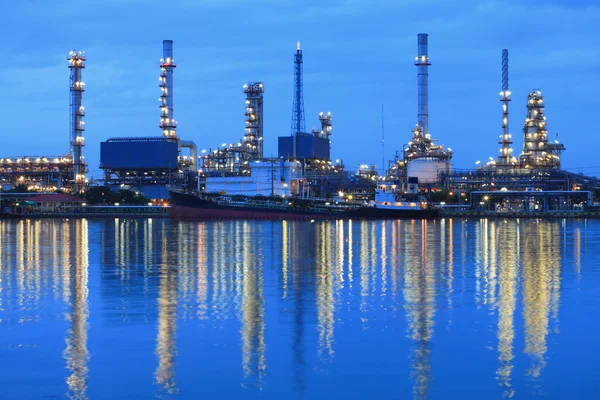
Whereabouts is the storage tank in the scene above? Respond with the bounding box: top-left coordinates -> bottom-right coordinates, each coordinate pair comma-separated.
407,158 -> 450,184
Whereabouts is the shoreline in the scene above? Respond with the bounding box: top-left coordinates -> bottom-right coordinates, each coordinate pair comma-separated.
2,210 -> 598,220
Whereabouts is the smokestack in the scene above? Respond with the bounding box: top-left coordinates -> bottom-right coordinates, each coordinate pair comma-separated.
415,33 -> 431,135
68,50 -> 86,194
160,40 -> 177,138
497,49 -> 514,166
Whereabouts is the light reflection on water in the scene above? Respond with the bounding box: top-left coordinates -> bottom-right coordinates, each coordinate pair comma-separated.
0,218 -> 598,399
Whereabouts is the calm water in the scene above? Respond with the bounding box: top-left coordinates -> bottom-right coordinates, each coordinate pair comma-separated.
0,218 -> 598,399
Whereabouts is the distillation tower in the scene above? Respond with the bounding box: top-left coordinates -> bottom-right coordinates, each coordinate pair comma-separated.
243,82 -> 264,158
519,90 -> 565,168
497,49 -> 517,167
399,33 -> 452,184
68,50 -> 87,193
312,112 -> 332,139
200,82 -> 265,176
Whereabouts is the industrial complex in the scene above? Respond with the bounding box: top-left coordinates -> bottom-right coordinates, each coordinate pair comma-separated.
99,40 -> 197,199
0,50 -> 88,194
1,33 -> 598,215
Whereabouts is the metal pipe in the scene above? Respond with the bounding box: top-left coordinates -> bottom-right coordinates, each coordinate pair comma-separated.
180,140 -> 197,170
415,33 -> 431,135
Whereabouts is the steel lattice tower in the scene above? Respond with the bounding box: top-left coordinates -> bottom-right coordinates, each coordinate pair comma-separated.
68,50 -> 86,194
291,41 -> 305,136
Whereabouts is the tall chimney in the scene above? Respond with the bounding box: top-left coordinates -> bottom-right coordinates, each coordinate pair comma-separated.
415,33 -> 431,135
159,40 -> 177,138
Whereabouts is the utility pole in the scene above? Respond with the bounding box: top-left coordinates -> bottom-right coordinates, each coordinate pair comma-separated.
381,103 -> 385,176
271,159 -> 275,196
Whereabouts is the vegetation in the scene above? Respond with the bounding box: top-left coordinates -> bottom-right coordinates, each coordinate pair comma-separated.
10,184 -> 32,193
82,186 -> 149,205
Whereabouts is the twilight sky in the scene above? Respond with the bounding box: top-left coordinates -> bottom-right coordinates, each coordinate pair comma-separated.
2,0 -> 599,178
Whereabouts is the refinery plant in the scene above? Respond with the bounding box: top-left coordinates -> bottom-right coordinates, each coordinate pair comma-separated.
0,50 -> 88,193
386,33 -> 453,188
198,41 -> 350,199
1,33 -> 599,212
439,48 -> 597,200
99,40 -> 197,199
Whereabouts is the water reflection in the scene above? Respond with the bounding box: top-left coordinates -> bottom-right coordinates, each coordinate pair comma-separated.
63,219 -> 90,400
0,218 -> 591,398
403,220 -> 436,400
155,230 -> 179,395
521,221 -> 562,381
496,221 -> 519,398
0,220 -> 91,399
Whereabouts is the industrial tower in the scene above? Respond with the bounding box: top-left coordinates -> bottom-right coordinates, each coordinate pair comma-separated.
402,33 -> 452,184
415,34 -> 431,135
497,49 -> 516,167
243,82 -> 264,158
160,40 -> 177,138
68,50 -> 87,194
519,90 -> 564,168
291,41 -> 305,136
318,112 -> 332,139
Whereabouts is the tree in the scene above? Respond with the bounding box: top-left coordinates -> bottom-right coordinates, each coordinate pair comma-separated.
84,186 -> 119,205
119,189 -> 149,205
11,184 -> 30,193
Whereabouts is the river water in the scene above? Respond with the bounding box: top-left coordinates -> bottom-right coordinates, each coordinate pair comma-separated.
0,218 -> 598,399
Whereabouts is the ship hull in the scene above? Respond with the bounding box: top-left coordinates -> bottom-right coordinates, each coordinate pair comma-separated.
169,190 -> 438,220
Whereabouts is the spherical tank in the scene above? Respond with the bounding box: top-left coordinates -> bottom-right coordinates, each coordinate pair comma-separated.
407,159 -> 450,183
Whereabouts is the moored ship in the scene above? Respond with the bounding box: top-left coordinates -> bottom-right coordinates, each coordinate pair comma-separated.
169,184 -> 438,220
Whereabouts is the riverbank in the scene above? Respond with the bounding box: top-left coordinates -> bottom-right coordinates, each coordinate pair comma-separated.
438,210 -> 599,219
3,206 -> 600,220
1,205 -> 169,219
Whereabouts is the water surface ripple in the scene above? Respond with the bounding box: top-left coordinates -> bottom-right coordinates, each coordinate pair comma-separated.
0,218 -> 598,399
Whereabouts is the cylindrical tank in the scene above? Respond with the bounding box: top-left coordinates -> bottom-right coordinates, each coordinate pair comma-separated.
407,159 -> 449,183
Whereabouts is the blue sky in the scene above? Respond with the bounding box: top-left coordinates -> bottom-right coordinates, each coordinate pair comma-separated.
2,0 -> 599,178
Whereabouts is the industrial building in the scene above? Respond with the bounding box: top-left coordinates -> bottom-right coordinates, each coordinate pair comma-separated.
0,50 -> 88,193
199,42 -> 348,199
100,40 -> 197,199
438,48 -> 600,212
386,33 -> 453,189
276,43 -> 348,198
199,82 -> 265,177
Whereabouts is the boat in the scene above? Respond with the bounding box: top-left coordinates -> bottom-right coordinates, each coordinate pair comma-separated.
168,183 -> 438,220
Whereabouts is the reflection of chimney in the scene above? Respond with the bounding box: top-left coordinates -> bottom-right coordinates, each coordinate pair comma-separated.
415,33 -> 431,135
